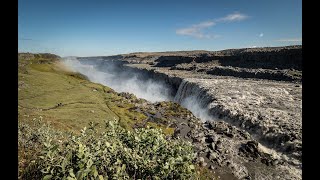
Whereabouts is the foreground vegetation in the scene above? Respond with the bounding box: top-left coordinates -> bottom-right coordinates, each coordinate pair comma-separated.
19,118 -> 196,179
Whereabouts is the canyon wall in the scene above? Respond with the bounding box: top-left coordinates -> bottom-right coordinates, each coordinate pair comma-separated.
154,46 -> 302,70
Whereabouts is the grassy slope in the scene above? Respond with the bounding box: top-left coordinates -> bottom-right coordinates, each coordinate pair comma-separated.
18,56 -> 153,133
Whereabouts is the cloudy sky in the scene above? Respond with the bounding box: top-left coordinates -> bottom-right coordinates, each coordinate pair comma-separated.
18,0 -> 302,56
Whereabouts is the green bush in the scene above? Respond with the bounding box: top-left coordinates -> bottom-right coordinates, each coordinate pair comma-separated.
20,120 -> 197,179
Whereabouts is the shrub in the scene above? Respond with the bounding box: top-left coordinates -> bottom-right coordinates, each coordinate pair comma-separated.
20,120 -> 197,179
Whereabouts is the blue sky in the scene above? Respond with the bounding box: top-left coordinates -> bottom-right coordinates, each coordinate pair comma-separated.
18,0 -> 302,57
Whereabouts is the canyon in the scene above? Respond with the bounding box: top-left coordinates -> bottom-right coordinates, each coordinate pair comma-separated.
62,45 -> 302,179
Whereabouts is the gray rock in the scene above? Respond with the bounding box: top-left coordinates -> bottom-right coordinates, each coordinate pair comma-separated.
207,151 -> 218,160
208,142 -> 215,150
206,135 -> 219,143
199,157 -> 205,163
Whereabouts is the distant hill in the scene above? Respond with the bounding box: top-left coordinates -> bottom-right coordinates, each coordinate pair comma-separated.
18,52 -> 61,60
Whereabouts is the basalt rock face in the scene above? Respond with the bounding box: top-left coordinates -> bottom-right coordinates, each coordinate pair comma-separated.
205,66 -> 301,82
155,55 -> 206,67
154,46 -> 302,70
215,46 -> 302,70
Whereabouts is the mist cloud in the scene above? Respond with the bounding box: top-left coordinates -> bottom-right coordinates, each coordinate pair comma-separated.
62,58 -> 172,102
62,57 -> 217,122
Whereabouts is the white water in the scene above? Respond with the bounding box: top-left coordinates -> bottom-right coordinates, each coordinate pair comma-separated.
63,57 -> 214,121
62,58 -> 172,103
174,79 -> 213,121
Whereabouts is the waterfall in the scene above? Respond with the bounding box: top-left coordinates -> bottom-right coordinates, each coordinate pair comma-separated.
62,58 -> 172,103
173,79 -> 189,103
64,57 -> 217,121
174,79 -> 214,122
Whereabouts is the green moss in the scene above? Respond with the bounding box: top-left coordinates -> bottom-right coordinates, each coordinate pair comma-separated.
107,99 -> 147,130
157,101 -> 192,118
146,121 -> 175,135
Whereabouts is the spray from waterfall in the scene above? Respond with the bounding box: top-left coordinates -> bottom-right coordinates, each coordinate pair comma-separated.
62,57 -> 215,121
62,57 -> 172,103
174,79 -> 213,122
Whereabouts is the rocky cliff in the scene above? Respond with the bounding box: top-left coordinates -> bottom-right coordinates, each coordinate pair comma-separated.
154,46 -> 302,70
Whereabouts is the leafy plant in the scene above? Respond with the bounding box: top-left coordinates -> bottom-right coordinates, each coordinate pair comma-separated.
20,120 -> 197,179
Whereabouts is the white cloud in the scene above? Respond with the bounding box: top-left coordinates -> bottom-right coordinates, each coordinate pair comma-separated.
217,12 -> 249,22
259,33 -> 264,37
275,38 -> 302,42
176,12 -> 248,39
176,21 -> 216,39
193,21 -> 216,28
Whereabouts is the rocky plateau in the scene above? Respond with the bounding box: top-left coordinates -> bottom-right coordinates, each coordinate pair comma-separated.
71,45 -> 302,179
